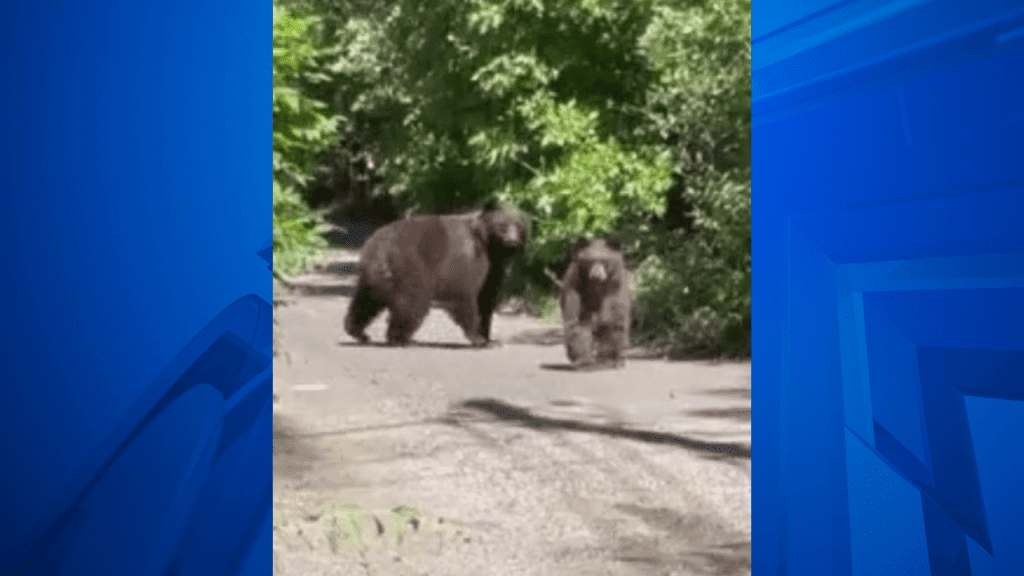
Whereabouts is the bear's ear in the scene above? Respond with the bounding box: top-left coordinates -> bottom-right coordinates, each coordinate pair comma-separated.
603,237 -> 622,252
481,197 -> 501,212
569,238 -> 590,257
470,213 -> 489,245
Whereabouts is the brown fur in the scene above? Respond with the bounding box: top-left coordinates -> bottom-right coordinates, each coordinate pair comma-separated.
344,205 -> 528,346
557,238 -> 631,369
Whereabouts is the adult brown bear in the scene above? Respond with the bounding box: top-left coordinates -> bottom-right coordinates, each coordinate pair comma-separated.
344,203 -> 528,346
554,238 -> 631,369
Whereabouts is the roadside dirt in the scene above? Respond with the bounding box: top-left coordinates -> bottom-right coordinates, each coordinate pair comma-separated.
273,247 -> 751,576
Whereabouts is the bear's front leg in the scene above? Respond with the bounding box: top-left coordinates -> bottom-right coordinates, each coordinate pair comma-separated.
565,322 -> 596,367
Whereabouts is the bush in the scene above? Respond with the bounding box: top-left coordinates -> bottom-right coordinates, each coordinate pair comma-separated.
633,169 -> 750,356
273,180 -> 330,279
273,2 -> 339,278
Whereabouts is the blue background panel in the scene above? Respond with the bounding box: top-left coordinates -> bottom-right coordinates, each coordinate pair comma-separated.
0,1 -> 271,574
754,0 -> 1024,574
962,396 -> 1024,575
845,428 -> 930,576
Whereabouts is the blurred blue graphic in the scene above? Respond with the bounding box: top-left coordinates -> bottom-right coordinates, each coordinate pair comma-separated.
1,2 -> 270,573
9,289 -> 271,576
754,0 -> 1024,574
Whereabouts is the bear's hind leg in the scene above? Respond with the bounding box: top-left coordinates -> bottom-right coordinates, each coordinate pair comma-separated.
385,289 -> 432,346
345,282 -> 387,343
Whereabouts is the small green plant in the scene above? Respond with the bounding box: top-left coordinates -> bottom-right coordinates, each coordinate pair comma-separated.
391,505 -> 421,546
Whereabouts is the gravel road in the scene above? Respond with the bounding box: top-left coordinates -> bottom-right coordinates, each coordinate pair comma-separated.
273,248 -> 751,576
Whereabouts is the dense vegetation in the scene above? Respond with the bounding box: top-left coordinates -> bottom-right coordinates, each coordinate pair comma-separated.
273,0 -> 750,356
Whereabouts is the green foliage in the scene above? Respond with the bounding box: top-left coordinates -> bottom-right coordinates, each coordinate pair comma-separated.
273,180 -> 330,278
273,2 -> 340,277
500,125 -> 672,264
638,0 -> 750,171
628,0 -> 751,356
299,0 -> 659,213
633,169 -> 751,356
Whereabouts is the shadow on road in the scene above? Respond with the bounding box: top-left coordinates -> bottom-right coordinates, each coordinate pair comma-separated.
317,261 -> 360,276
539,362 -> 632,372
686,407 -> 751,422
506,327 -> 564,346
540,363 -> 581,371
703,387 -> 751,399
273,413 -> 322,479
612,503 -> 752,576
449,398 -> 751,459
288,284 -> 358,297
335,341 -> 494,350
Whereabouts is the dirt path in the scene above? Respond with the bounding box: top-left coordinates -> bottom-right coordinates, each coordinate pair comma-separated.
273,248 -> 751,576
